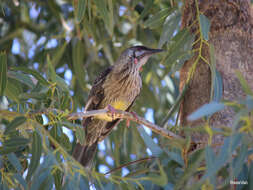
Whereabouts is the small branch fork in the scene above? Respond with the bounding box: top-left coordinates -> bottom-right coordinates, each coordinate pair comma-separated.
68,108 -> 183,140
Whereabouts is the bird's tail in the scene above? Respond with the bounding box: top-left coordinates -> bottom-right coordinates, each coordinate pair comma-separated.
72,142 -> 98,168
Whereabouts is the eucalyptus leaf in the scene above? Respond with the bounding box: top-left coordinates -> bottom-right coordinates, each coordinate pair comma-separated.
4,116 -> 26,134
8,70 -> 35,88
27,131 -> 42,181
199,14 -> 210,40
7,153 -> 23,172
11,66 -> 50,86
188,101 -> 225,121
76,0 -> 86,23
144,8 -> 170,29
0,52 -> 7,96
137,126 -> 163,156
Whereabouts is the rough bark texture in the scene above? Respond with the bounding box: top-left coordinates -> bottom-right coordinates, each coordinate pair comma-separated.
180,0 -> 253,147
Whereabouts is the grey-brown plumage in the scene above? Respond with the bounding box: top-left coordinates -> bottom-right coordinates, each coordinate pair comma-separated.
72,46 -> 163,167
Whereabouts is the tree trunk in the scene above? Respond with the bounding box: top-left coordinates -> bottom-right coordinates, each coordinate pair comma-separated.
180,0 -> 253,148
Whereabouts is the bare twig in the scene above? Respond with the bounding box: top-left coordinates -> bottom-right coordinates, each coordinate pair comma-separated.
104,156 -> 156,176
68,108 -> 183,140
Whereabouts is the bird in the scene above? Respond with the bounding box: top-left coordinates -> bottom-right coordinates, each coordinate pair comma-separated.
72,46 -> 163,168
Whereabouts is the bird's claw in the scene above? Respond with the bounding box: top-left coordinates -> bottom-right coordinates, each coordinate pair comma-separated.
126,111 -> 138,128
106,104 -> 116,119
130,111 -> 138,120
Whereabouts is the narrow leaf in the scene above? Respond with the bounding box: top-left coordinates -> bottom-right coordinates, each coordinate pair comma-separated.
7,153 -> 22,172
47,55 -> 56,82
199,14 -> 210,40
4,116 -> 27,135
5,78 -> 22,103
11,66 -> 50,86
0,52 -> 7,96
72,39 -> 86,91
8,71 -> 35,88
27,131 -> 42,181
233,144 -> 248,177
76,126 -> 86,145
4,137 -> 30,148
137,126 -> 163,156
13,173 -> 28,189
94,0 -> 114,35
144,8 -> 170,29
188,101 -> 225,121
158,10 -> 181,48
76,0 -> 86,23
51,42 -> 67,67
235,70 -> 253,96
138,0 -> 153,21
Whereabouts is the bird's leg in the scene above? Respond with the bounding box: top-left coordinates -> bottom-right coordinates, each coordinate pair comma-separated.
125,111 -> 139,128
106,104 -> 116,120
130,111 -> 139,120
126,119 -> 130,128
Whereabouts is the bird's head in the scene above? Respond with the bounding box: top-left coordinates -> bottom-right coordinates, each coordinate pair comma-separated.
116,46 -> 163,71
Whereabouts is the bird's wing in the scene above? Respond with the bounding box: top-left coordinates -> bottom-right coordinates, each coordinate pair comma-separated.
82,66 -> 113,139
85,66 -> 114,111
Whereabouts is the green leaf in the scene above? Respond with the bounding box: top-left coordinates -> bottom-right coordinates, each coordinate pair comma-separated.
76,0 -> 86,23
233,144 -> 248,177
94,0 -> 114,36
164,150 -> 184,166
8,70 -> 35,88
19,92 -> 47,100
76,126 -> 86,145
7,153 -> 23,172
53,168 -> 62,190
138,0 -> 153,21
4,137 -> 30,148
199,14 -> 210,40
30,168 -> 52,190
144,8 -> 170,29
47,55 -> 69,92
72,39 -> 87,91
158,10 -> 181,48
55,75 -> 69,92
137,126 -> 163,156
188,101 -> 225,121
61,133 -> 71,151
144,163 -> 168,186
0,146 -> 22,154
209,44 -> 223,102
196,135 -> 242,186
162,29 -> 193,72
175,149 -> 205,190
0,52 -> 7,96
27,131 -> 42,181
51,42 -> 68,67
4,116 -> 27,135
47,55 -> 57,82
213,70 -> 223,102
5,78 -> 23,103
235,70 -> 253,96
11,66 -> 50,86
13,173 -> 28,189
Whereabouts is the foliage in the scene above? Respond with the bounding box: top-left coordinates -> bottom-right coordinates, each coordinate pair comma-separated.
0,0 -> 252,190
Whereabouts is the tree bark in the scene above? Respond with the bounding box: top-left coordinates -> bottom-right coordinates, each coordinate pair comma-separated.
180,0 -> 253,148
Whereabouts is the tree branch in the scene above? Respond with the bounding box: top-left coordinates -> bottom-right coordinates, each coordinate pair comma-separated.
68,108 -> 183,140
104,156 -> 156,176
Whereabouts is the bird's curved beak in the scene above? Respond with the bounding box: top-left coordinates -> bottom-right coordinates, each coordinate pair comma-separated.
147,48 -> 164,55
136,48 -> 164,60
